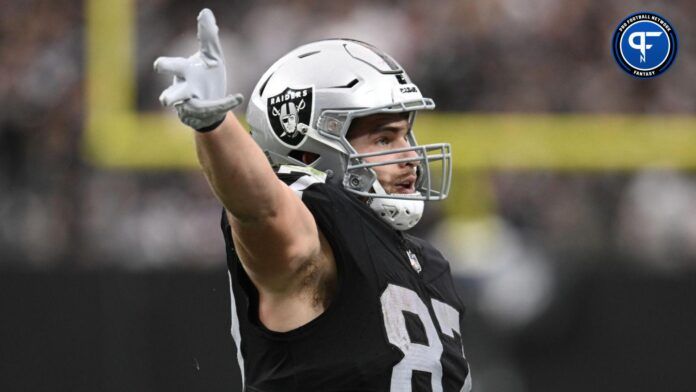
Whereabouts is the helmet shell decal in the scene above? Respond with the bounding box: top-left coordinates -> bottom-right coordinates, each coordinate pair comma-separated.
266,86 -> 314,146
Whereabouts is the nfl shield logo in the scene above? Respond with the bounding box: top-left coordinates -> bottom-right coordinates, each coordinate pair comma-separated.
267,86 -> 314,146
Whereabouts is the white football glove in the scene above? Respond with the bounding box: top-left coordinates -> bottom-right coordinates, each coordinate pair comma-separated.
154,8 -> 243,131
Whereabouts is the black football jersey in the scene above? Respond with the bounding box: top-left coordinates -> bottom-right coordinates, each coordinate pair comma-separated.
220,167 -> 471,392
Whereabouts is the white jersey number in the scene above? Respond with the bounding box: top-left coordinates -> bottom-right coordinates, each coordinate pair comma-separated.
380,284 -> 471,392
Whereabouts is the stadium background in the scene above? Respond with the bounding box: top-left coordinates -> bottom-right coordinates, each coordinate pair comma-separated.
1,0 -> 696,391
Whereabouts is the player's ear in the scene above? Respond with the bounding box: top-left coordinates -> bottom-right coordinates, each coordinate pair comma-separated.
288,150 -> 319,164
301,151 -> 319,164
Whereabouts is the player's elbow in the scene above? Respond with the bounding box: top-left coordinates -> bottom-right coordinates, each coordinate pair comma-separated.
224,184 -> 288,224
229,204 -> 280,225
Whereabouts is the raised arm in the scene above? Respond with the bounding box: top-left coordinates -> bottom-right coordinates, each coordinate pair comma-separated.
196,114 -> 323,291
153,9 -> 324,293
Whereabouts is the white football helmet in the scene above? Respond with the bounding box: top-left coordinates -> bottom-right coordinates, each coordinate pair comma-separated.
247,39 -> 452,230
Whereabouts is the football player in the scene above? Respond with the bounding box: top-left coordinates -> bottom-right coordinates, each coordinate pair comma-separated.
155,8 -> 471,392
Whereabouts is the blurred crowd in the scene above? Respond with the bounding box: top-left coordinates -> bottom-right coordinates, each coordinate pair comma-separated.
1,0 -> 695,270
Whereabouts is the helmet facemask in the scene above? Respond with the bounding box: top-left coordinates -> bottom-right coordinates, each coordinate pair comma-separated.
318,102 -> 452,203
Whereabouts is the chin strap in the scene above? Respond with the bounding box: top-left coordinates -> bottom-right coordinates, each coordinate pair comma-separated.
368,181 -> 424,231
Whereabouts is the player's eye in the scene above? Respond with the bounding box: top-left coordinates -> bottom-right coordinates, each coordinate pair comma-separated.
376,137 -> 390,146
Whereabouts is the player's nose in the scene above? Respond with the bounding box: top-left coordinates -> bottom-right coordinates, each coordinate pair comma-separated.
397,146 -> 419,168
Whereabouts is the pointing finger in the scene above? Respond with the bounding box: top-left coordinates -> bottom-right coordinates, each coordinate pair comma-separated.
154,56 -> 188,77
197,8 -> 223,63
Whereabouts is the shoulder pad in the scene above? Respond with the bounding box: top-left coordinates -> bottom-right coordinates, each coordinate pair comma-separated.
277,165 -> 327,183
277,165 -> 327,198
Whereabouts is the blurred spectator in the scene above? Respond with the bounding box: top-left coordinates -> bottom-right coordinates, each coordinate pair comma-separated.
617,170 -> 696,269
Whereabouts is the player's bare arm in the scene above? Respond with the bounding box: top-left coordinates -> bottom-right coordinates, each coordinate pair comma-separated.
196,115 -> 337,330
154,9 -> 335,331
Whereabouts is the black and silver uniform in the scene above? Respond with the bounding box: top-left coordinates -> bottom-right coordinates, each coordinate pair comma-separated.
221,169 -> 471,392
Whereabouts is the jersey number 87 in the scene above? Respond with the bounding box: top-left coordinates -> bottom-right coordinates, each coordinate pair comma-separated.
381,284 -> 472,392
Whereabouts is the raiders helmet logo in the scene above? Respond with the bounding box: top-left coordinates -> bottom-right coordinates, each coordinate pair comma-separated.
267,86 -> 314,146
